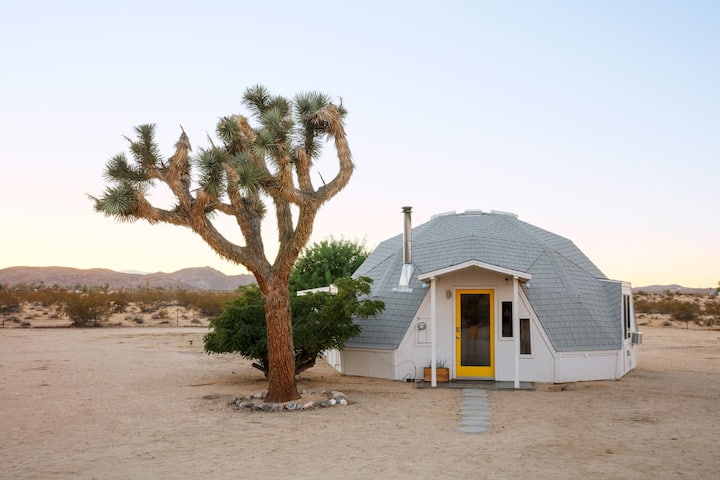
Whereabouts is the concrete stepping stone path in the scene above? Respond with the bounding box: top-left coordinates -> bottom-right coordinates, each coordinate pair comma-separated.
458,389 -> 491,434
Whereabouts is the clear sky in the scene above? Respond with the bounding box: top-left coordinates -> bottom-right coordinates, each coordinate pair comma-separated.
1,1 -> 718,288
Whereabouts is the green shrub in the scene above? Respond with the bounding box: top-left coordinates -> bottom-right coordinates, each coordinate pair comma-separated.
204,277 -> 384,376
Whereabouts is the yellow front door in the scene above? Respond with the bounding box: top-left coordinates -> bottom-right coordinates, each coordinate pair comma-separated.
456,289 -> 494,378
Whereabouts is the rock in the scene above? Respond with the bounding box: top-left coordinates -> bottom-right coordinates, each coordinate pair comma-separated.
229,392 -> 350,412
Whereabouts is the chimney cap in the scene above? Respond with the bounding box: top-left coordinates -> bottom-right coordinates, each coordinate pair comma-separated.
401,206 -> 412,213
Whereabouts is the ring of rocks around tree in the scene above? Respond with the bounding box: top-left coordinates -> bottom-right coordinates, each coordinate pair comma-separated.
230,390 -> 349,412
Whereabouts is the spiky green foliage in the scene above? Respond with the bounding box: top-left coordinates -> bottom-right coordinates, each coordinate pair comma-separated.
242,84 -> 272,116
125,124 -> 163,167
104,153 -> 150,183
93,183 -> 139,219
215,116 -> 242,149
234,153 -> 268,195
195,148 -> 228,198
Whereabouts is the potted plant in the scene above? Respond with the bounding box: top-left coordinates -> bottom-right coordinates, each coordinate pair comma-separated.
423,359 -> 449,382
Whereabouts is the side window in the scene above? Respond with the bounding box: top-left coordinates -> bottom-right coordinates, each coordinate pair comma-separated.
501,301 -> 513,337
520,318 -> 531,355
623,294 -> 631,339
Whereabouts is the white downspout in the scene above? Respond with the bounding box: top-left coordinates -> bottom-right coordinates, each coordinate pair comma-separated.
513,276 -> 520,389
430,276 -> 437,387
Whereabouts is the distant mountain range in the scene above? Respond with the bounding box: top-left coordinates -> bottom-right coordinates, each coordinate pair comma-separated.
1,267 -> 715,295
633,284 -> 717,295
0,266 -> 256,291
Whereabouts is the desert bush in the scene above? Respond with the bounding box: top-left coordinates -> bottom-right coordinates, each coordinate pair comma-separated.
635,295 -> 704,322
106,291 -> 130,313
1,290 -> 20,326
139,303 -> 154,313
60,292 -> 112,327
175,290 -> 235,317
704,299 -> 720,317
669,301 -> 701,322
25,289 -> 63,307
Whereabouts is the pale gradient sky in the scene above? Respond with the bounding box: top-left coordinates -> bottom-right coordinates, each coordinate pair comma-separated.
1,1 -> 718,288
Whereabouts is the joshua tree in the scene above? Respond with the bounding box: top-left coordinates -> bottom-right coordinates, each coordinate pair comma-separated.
91,85 -> 353,402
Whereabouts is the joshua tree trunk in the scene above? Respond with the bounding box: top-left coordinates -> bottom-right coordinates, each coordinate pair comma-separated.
260,280 -> 299,402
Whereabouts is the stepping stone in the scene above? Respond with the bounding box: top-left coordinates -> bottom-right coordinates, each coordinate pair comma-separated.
459,420 -> 492,428
462,413 -> 491,419
459,425 -> 490,434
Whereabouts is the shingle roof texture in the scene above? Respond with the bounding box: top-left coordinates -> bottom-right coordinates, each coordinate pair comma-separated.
348,211 -> 622,352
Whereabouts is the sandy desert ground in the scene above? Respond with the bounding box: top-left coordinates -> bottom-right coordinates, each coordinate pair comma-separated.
1,321 -> 719,479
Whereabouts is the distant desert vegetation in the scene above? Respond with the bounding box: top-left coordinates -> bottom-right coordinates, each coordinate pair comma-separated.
634,290 -> 720,328
0,266 -> 258,329
0,283 -> 239,329
2,269 -> 719,331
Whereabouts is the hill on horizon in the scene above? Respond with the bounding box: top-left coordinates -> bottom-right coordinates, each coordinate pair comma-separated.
0,266 -> 255,291
633,284 -> 717,295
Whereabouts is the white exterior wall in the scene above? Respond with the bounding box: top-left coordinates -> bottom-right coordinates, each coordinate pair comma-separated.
323,349 -> 342,372
337,348 -> 395,379
496,292 -> 556,382
334,266 -> 636,384
555,351 -> 622,382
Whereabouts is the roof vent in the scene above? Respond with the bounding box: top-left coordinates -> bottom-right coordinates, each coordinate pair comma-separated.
490,210 -> 519,218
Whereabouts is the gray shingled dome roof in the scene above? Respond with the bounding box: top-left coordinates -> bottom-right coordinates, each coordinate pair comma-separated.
348,210 -> 622,352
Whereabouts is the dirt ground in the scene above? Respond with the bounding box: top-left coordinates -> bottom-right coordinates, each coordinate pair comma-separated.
1,323 -> 719,480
